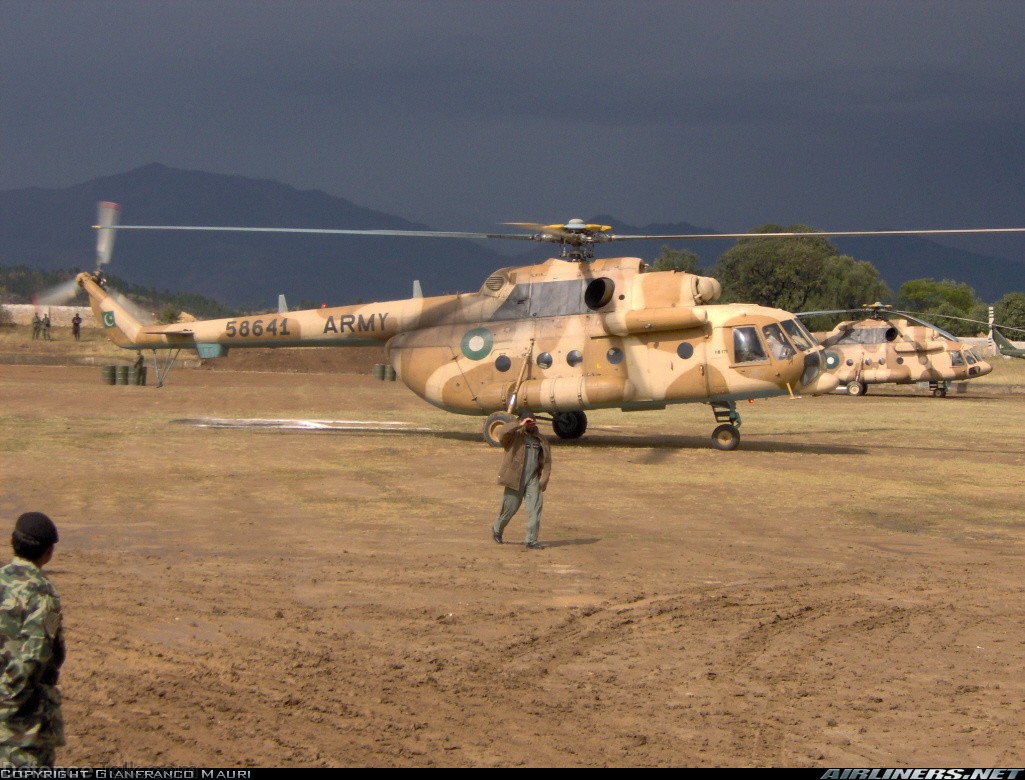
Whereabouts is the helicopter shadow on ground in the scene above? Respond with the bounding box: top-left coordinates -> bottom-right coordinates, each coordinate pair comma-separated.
433,429 -> 866,456
174,419 -> 865,456
842,391 -> 1007,402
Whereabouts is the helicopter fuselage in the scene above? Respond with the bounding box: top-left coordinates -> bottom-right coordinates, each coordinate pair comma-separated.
78,257 -> 834,414
814,317 -> 993,396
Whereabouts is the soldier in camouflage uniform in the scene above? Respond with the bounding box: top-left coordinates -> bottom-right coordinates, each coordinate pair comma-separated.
0,512 -> 64,768
491,412 -> 552,549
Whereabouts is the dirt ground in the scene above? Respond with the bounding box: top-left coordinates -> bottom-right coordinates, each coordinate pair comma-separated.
2,339 -> 1025,768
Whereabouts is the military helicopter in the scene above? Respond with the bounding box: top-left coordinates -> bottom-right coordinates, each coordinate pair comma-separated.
992,327 -> 1025,359
73,203 -> 1025,448
798,303 -> 993,396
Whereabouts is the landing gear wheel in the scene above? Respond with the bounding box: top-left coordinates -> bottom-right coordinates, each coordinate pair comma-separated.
847,381 -> 868,396
711,424 -> 740,451
932,387 -> 947,398
552,411 -> 588,440
483,412 -> 516,447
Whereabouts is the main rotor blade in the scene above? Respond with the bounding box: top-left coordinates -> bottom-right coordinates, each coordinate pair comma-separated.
97,224 -> 538,242
609,228 -> 1025,241
101,223 -> 1025,245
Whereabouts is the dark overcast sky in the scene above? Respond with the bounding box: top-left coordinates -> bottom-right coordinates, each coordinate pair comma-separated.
2,0 -> 1023,258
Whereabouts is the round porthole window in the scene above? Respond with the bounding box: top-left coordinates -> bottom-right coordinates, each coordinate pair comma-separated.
495,355 -> 511,372
567,350 -> 583,367
537,352 -> 553,369
607,347 -> 624,365
676,342 -> 694,359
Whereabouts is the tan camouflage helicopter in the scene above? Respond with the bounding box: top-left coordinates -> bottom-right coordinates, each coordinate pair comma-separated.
74,202 -> 1025,448
798,303 -> 993,397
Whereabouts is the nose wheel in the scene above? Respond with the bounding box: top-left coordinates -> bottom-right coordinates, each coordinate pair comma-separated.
710,401 -> 742,451
711,423 -> 740,451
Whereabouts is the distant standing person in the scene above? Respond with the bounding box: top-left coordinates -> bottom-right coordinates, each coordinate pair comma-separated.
491,412 -> 552,549
0,512 -> 65,768
71,313 -> 82,342
41,315 -> 51,341
31,314 -> 41,340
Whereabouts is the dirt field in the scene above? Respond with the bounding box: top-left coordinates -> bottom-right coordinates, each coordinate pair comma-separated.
2,333 -> 1025,768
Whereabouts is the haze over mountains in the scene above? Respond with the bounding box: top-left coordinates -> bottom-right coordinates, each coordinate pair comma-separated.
1,164 -> 1022,308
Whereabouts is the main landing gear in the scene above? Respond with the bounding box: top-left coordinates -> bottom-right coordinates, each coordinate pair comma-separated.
929,381 -> 949,398
709,402 -> 741,451
482,409 -> 589,447
552,411 -> 587,440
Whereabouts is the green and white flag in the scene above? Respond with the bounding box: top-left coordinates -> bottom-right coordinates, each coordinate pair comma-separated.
102,311 -> 116,328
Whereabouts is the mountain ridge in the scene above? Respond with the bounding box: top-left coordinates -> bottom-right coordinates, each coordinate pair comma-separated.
2,164 -> 1022,306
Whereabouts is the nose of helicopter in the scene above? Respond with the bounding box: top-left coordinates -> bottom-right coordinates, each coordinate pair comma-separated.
800,370 -> 839,395
971,358 -> 994,378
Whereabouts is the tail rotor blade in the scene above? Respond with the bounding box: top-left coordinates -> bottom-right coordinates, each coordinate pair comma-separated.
95,201 -> 121,269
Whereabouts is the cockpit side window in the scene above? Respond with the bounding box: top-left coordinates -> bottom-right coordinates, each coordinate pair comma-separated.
950,350 -> 966,366
965,349 -> 979,365
762,323 -> 796,359
732,326 -> 767,364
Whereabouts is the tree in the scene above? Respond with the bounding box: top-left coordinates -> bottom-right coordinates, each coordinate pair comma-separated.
895,278 -> 985,337
157,305 -> 181,324
807,255 -> 891,312
994,292 -> 1025,331
710,223 -> 894,317
649,245 -> 700,274
713,225 -> 836,311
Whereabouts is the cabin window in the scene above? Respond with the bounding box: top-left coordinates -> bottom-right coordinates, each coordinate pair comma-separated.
732,326 -> 767,364
495,355 -> 512,372
537,352 -> 553,369
762,323 -> 795,359
607,347 -> 624,365
676,342 -> 694,360
566,350 -> 583,367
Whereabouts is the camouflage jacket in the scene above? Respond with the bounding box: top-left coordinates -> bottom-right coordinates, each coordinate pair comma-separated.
496,421 -> 552,492
0,558 -> 65,748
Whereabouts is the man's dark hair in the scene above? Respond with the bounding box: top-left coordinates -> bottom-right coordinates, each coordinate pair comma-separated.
12,530 -> 52,561
11,511 -> 58,561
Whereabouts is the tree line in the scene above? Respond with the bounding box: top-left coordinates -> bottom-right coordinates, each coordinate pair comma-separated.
648,225 -> 1025,335
0,265 -> 235,322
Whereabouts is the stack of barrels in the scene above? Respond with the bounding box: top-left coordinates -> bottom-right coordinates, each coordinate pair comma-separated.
372,363 -> 397,381
101,364 -> 148,385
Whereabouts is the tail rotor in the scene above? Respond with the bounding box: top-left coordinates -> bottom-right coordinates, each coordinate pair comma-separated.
95,201 -> 120,272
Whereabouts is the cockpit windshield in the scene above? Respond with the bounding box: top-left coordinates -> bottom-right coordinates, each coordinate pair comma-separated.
762,323 -> 796,359
781,319 -> 816,351
949,350 -> 965,366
